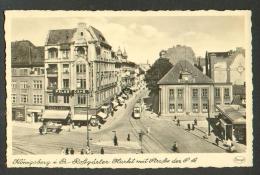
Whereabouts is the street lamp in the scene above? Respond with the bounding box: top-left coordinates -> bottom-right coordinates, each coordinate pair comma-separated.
139,130 -> 145,153
207,98 -> 211,136
86,90 -> 90,147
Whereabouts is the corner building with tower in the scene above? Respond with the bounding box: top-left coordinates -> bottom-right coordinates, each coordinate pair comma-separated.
44,23 -> 120,123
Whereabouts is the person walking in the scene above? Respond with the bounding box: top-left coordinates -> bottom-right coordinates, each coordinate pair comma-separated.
177,119 -> 180,126
70,148 -> 74,155
187,124 -> 191,131
101,147 -> 104,154
114,134 -> 118,146
172,141 -> 178,152
215,137 -> 219,146
65,148 -> 69,155
194,118 -> 197,125
98,124 -> 101,130
127,133 -> 131,141
80,149 -> 85,155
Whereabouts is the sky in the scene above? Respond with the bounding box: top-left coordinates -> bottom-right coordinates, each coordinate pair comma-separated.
10,14 -> 246,64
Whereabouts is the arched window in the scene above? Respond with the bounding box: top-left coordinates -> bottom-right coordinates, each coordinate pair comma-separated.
76,46 -> 85,56
48,48 -> 58,59
76,64 -> 86,73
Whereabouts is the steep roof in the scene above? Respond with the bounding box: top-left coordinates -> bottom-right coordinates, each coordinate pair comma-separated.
46,29 -> 77,45
11,40 -> 44,67
158,59 -> 214,85
46,26 -> 110,46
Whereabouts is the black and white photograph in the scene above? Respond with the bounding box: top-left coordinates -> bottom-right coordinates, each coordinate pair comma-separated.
5,10 -> 252,168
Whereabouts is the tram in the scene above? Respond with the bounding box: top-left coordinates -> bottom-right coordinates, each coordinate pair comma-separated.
133,98 -> 144,119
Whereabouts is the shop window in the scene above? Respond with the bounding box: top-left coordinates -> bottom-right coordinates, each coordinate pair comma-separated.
169,103 -> 175,113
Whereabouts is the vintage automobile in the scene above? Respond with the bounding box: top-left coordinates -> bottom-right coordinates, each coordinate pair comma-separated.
39,122 -> 62,134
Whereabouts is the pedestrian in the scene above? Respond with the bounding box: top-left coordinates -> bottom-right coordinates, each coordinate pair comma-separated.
215,137 -> 219,146
187,124 -> 190,131
174,116 -> 177,121
177,119 -> 180,126
127,133 -> 131,141
80,149 -> 84,155
111,111 -> 114,117
194,118 -> 197,125
98,124 -> 101,130
172,141 -> 178,152
114,134 -> 118,146
65,148 -> 69,155
192,124 -> 195,130
70,148 -> 74,155
101,147 -> 104,154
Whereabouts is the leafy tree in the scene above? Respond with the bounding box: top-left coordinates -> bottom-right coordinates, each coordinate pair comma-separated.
145,58 -> 173,94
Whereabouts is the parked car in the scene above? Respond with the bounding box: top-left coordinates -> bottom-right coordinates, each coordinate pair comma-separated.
39,122 -> 62,134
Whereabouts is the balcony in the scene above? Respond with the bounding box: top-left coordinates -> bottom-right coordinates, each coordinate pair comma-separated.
46,68 -> 58,77
47,84 -> 57,90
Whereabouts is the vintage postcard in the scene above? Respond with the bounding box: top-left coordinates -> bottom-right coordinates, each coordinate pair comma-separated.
5,10 -> 252,168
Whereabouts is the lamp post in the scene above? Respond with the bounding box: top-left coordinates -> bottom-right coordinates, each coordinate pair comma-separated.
86,90 -> 90,147
139,130 -> 145,153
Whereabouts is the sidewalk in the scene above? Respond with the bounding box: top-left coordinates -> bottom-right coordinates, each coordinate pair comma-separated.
12,121 -> 42,129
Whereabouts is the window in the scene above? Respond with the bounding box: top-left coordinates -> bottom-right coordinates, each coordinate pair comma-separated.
177,89 -> 183,98
202,103 -> 208,112
62,50 -> 70,58
49,94 -> 58,103
169,89 -> 174,98
20,69 -> 28,76
33,80 -> 42,89
76,64 -> 86,73
78,95 -> 86,104
64,96 -> 69,103
224,88 -> 230,98
177,104 -> 183,112
20,81 -> 28,89
192,103 -> 199,112
12,94 -> 16,103
33,95 -> 43,104
20,94 -> 28,103
76,47 -> 85,56
12,81 -> 17,89
77,79 -> 86,89
202,88 -> 208,97
63,79 -> 69,88
63,64 -> 69,73
169,104 -> 175,113
192,89 -> 198,97
48,48 -> 58,59
215,88 -> 220,98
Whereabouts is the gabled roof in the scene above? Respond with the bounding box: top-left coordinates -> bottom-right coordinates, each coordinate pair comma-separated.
46,26 -> 110,46
46,29 -> 77,45
158,59 -> 214,85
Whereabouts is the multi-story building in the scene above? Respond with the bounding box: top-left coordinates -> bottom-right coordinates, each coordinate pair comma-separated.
158,60 -> 233,118
11,40 -> 45,122
205,47 -> 245,85
43,23 -> 119,123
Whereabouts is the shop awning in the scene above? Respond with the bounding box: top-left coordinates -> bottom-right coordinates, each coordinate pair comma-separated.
97,112 -> 107,119
27,109 -> 42,113
42,110 -> 69,120
72,114 -> 92,121
112,101 -> 118,107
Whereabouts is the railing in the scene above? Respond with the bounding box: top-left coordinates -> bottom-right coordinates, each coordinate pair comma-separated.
47,85 -> 57,90
46,69 -> 58,74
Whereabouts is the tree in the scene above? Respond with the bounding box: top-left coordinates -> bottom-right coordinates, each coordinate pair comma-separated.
145,58 -> 173,93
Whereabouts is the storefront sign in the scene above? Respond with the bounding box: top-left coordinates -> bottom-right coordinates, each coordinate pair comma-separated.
53,89 -> 89,95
